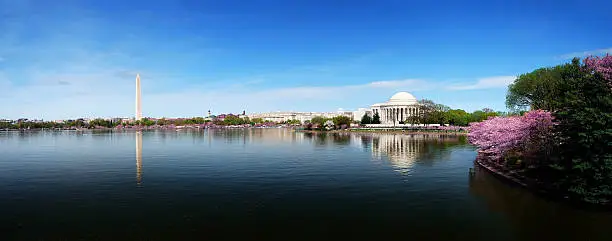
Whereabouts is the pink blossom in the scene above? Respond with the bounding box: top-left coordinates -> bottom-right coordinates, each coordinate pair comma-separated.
584,54 -> 612,88
468,110 -> 555,162
438,125 -> 467,131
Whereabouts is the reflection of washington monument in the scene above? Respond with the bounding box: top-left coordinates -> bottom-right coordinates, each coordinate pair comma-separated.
136,132 -> 143,184
135,73 -> 143,184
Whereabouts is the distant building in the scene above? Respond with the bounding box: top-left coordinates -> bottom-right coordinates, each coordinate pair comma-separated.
352,108 -> 372,121
247,91 -> 421,125
215,113 -> 237,121
215,114 -> 227,121
247,111 -> 352,123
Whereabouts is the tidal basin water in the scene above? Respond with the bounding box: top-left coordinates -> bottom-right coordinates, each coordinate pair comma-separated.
1,129 -> 610,240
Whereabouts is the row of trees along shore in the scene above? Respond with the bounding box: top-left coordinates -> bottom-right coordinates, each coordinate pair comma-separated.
303,116 -> 353,130
469,55 -> 612,205
2,104 -> 506,131
302,104 -> 510,131
0,116 -> 277,129
359,104 -> 510,126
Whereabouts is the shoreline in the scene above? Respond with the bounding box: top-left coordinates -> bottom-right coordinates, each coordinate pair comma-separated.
3,126 -> 469,135
475,158 -> 611,210
0,126 -> 282,131
296,129 -> 468,135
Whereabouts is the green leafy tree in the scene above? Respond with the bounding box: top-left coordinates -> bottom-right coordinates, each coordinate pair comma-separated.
193,117 -> 206,124
310,116 -> 327,126
372,112 -> 381,124
416,99 -> 450,125
429,110 -> 447,125
309,116 -> 328,130
332,116 -> 351,128
174,119 -> 186,126
436,104 -> 451,112
429,104 -> 450,125
506,67 -> 565,111
0,121 -> 14,129
551,58 -> 612,204
360,114 -> 372,125
72,119 -> 85,128
141,118 -> 155,126
417,99 -> 436,125
468,109 -> 497,123
287,119 -> 301,125
89,118 -> 111,128
157,118 -> 169,126
474,57 -> 612,204
223,115 -> 247,125
445,109 -> 469,126
406,115 -> 420,125
184,118 -> 195,125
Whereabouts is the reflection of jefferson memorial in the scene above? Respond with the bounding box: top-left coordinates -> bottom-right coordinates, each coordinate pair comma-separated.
371,92 -> 421,125
371,134 -> 423,174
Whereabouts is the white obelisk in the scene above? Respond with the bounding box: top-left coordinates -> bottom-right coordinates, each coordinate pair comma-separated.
135,73 -> 142,121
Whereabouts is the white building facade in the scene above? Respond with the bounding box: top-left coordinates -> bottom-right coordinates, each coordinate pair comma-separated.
247,111 -> 353,123
352,108 -> 372,122
247,92 -> 420,125
370,92 -> 421,125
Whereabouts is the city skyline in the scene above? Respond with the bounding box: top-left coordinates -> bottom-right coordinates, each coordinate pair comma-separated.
1,0 -> 611,119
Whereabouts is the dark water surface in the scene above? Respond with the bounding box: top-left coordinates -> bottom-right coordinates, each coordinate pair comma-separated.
1,129 -> 610,240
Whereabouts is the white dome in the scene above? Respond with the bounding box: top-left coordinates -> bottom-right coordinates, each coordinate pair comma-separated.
388,92 -> 417,104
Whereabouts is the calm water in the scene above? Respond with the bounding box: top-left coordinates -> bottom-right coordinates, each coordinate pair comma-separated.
0,129 -> 610,240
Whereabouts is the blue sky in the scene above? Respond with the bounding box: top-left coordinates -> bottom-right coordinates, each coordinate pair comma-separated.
1,0 -> 611,119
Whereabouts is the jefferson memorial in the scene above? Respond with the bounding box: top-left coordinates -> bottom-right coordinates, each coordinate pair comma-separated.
247,91 -> 422,125
371,92 -> 421,125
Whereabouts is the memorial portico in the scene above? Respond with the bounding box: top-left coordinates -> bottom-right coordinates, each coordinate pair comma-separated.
370,92 -> 420,125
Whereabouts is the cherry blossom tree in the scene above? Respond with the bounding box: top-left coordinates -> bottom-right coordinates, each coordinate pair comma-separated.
468,110 -> 555,164
584,54 -> 612,88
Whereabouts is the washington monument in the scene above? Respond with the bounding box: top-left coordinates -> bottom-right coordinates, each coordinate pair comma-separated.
135,73 -> 142,121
